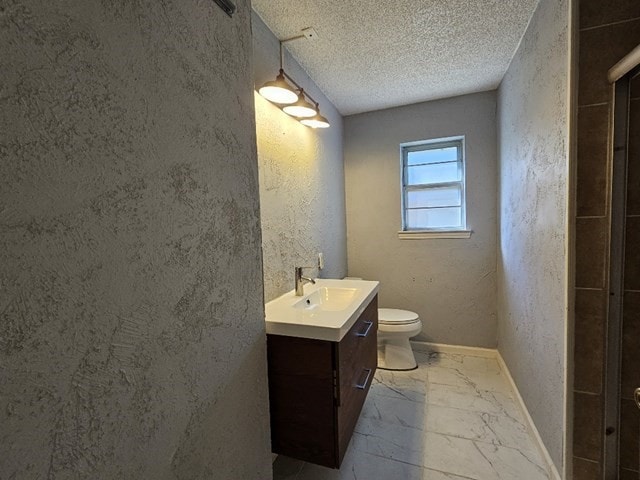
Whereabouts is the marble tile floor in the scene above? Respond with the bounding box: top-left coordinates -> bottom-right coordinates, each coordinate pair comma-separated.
273,348 -> 551,480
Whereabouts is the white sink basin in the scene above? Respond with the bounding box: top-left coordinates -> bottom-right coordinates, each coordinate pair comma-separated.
265,279 -> 379,342
293,287 -> 358,312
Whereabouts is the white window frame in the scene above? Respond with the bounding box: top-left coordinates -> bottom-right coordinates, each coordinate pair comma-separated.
398,136 -> 471,239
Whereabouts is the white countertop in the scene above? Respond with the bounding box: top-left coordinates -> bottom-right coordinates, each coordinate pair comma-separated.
264,278 -> 379,342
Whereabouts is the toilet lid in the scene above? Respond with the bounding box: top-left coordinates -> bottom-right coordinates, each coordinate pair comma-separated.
378,308 -> 420,325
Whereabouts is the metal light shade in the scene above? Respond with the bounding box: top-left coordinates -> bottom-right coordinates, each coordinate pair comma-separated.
300,111 -> 330,129
282,91 -> 317,118
258,71 -> 298,104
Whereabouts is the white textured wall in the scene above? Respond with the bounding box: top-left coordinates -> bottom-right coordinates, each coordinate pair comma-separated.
252,14 -> 347,301
497,0 -> 570,472
344,92 -> 498,347
0,1 -> 271,478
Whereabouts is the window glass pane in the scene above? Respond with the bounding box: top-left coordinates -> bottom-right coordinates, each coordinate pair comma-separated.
406,207 -> 462,229
406,162 -> 460,185
407,146 -> 458,166
407,186 -> 461,208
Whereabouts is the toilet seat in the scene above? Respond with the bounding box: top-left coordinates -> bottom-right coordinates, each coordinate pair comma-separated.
378,308 -> 419,325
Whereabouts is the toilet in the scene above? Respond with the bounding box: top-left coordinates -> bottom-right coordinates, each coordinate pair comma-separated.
377,308 -> 422,370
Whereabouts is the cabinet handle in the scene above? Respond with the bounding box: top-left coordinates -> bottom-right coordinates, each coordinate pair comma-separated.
356,321 -> 373,338
355,368 -> 372,390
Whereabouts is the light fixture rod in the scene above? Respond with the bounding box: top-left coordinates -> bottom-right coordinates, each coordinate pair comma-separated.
278,35 -> 306,71
280,70 -> 319,107
281,34 -> 306,44
279,42 -> 284,71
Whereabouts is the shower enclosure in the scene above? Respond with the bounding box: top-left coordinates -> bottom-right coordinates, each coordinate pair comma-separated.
604,48 -> 640,480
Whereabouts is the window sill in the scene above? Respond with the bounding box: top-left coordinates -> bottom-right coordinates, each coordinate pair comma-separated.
397,230 -> 473,240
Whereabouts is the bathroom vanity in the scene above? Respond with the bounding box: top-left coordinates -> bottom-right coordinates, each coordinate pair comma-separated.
265,279 -> 379,468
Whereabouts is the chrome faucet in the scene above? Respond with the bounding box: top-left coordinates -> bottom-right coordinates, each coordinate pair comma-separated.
295,266 -> 316,296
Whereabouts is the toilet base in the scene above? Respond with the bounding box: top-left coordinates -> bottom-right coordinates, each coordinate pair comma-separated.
377,337 -> 418,371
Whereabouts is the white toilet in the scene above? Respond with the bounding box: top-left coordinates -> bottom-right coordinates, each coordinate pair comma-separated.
377,308 -> 422,370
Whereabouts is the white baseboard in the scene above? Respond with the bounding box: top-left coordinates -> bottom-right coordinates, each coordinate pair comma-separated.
496,352 -> 562,480
411,341 -> 562,480
411,340 -> 498,359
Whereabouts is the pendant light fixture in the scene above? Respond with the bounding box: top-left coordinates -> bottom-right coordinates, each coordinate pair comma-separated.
282,89 -> 317,118
257,29 -> 330,129
258,69 -> 299,104
300,109 -> 330,129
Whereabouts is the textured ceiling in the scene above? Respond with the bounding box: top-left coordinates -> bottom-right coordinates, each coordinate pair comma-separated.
252,0 -> 540,115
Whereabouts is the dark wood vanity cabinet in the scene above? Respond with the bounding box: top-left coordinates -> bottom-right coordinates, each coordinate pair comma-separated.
266,295 -> 378,469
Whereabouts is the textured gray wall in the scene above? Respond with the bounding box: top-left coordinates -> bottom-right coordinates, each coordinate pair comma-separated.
0,1 -> 272,479
252,13 -> 347,301
497,0 -> 569,472
344,92 -> 498,348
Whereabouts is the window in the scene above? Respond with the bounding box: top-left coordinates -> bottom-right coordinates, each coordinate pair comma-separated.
401,137 -> 466,232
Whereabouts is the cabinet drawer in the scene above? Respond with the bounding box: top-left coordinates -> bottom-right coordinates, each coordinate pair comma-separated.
337,296 -> 378,392
336,296 -> 378,464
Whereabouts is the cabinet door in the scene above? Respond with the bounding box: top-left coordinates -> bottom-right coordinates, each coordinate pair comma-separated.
267,334 -> 336,467
335,295 -> 378,465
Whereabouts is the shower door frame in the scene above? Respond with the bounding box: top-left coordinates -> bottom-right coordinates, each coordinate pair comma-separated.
603,64 -> 640,480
